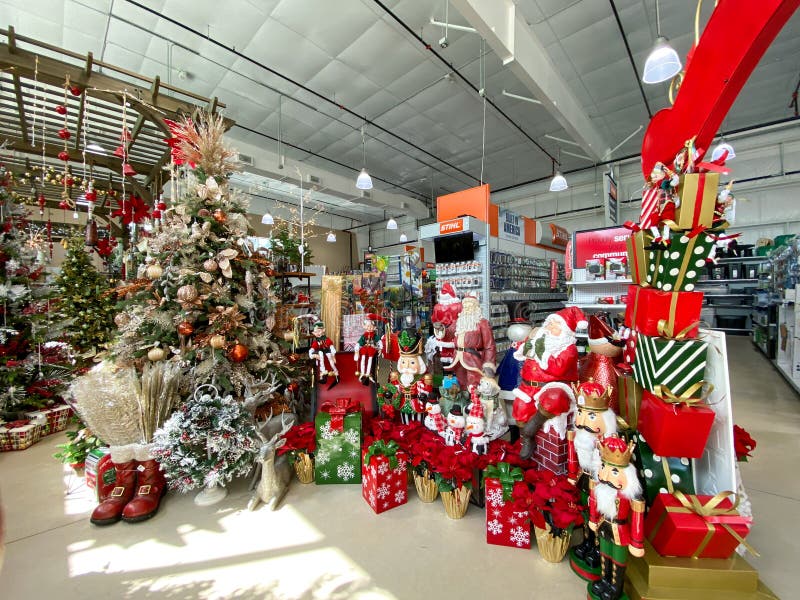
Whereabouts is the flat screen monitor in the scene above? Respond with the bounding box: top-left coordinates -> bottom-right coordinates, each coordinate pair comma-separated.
434,232 -> 475,263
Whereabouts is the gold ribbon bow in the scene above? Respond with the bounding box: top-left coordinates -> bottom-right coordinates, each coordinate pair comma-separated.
656,319 -> 701,340
652,383 -> 713,407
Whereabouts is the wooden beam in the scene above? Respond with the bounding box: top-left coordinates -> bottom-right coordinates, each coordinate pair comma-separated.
73,90 -> 86,150
11,72 -> 29,146
84,51 -> 93,76
208,96 -> 219,115
7,25 -> 16,53
144,148 -> 171,188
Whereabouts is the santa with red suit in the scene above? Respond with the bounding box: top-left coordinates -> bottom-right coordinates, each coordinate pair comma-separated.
444,292 -> 496,390
354,313 -> 382,385
512,306 -> 586,460
431,282 -> 462,327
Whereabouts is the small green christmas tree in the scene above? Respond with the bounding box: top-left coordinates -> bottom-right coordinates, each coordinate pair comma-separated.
55,236 -> 116,353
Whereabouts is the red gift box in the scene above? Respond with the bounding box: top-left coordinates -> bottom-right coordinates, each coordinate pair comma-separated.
645,492 -> 752,558
485,474 -> 531,549
637,390 -> 715,459
624,285 -> 703,339
361,446 -> 408,514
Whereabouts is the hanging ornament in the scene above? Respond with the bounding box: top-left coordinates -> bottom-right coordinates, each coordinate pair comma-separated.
151,210 -> 162,219
145,263 -> 163,280
120,128 -> 132,142
177,321 -> 195,336
69,84 -> 82,96
157,201 -> 167,211
212,208 -> 227,223
209,335 -> 226,349
57,128 -> 71,140
58,151 -> 70,162
55,105 -> 67,115
113,145 -> 125,158
58,200 -> 69,210
147,347 -> 166,362
38,193 -> 46,215
66,177 -> 74,187
122,163 -> 137,177
228,343 -> 249,363
176,284 -> 198,303
203,258 -> 218,272
85,219 -> 98,246
85,185 -> 97,202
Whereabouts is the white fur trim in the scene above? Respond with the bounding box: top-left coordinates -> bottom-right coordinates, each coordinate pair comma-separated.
134,443 -> 155,462
513,388 -> 532,402
588,337 -> 612,346
576,319 -> 588,330
542,413 -> 569,439
439,296 -> 459,306
110,443 -> 137,464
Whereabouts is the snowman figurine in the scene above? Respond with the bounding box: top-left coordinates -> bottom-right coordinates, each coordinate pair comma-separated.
424,397 -> 446,436
444,405 -> 466,447
465,400 -> 489,455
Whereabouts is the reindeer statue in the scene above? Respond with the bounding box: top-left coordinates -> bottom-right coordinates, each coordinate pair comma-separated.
247,411 -> 296,511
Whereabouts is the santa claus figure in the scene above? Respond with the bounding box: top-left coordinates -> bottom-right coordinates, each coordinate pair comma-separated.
431,321 -> 456,367
445,292 -> 496,390
308,320 -> 338,388
512,306 -> 586,460
589,436 -> 645,600
354,313 -> 382,385
567,380 -> 618,581
444,404 -> 466,447
465,397 -> 488,455
395,330 -> 430,424
579,314 -> 624,412
424,397 -> 446,435
431,281 -> 462,326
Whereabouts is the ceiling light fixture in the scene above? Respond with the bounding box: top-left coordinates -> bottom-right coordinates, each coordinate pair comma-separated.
355,125 -> 373,190
85,141 -> 106,155
399,232 -> 408,243
386,217 -> 398,230
501,90 -> 542,105
326,231 -> 337,243
711,141 -> 736,162
261,212 -> 274,225
642,0 -> 682,84
548,153 -> 568,192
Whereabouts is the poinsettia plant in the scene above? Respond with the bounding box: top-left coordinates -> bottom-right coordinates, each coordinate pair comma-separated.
512,469 -> 585,537
733,424 -> 757,461
277,421 -> 316,459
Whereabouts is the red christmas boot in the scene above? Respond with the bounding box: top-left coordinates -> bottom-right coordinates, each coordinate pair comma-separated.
90,445 -> 137,526
122,448 -> 167,524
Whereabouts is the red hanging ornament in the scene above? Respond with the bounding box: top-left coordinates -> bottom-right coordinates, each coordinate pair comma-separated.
113,145 -> 126,158
85,189 -> 97,202
38,193 -> 46,215
122,163 -> 137,177
58,150 -> 70,162
69,84 -> 82,96
151,210 -> 162,219
157,201 -> 167,211
55,105 -> 67,115
57,128 -> 71,140
66,177 -> 74,187
58,200 -> 69,210
229,344 -> 249,363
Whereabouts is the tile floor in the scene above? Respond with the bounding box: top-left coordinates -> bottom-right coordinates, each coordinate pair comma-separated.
0,336 -> 796,599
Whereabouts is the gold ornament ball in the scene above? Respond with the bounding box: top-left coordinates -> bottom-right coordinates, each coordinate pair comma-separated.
177,321 -> 194,336
146,263 -> 163,280
209,334 -> 226,349
203,259 -> 218,272
147,347 -> 166,361
176,284 -> 198,303
228,343 -> 249,363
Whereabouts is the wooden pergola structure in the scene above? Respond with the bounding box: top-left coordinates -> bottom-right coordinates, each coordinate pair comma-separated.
0,25 -> 234,238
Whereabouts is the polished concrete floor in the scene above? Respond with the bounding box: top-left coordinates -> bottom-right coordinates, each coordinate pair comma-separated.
0,336 -> 797,599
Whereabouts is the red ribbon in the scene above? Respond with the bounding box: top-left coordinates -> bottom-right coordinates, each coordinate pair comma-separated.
4,419 -> 31,429
320,397 -> 360,432
623,220 -> 641,232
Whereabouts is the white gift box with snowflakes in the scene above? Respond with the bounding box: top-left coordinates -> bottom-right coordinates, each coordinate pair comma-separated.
314,404 -> 362,484
361,446 -> 409,514
485,478 -> 531,549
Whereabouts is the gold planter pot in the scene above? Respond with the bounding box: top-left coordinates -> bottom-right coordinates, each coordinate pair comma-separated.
534,524 -> 571,563
293,452 -> 314,484
413,469 -> 439,503
440,486 -> 471,519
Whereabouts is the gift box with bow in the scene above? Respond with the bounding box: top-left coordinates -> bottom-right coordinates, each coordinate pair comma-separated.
626,229 -> 654,286
0,419 -> 43,451
645,491 -> 754,559
484,463 -> 531,549
632,334 -> 708,397
637,389 -> 715,459
617,371 -> 643,430
674,172 -> 720,230
648,227 -> 715,292
632,432 -> 695,506
362,440 -> 409,514
314,398 -> 362,484
624,285 -> 703,340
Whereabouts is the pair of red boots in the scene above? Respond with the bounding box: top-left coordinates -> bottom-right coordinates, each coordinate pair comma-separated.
90,446 -> 167,526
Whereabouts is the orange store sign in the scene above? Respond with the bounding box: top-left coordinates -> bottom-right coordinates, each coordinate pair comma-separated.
549,224 -> 570,247
439,219 -> 464,234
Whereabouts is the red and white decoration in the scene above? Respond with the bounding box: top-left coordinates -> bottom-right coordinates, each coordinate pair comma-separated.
485,478 -> 531,549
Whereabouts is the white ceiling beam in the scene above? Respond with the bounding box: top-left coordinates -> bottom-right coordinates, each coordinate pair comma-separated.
450,0 -> 608,161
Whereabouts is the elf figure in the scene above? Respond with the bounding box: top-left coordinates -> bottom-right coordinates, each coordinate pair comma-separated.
567,380 -> 618,582
465,397 -> 488,455
588,436 -> 645,600
424,397 -> 446,435
354,313 -> 382,385
308,320 -> 338,388
444,404 -> 466,447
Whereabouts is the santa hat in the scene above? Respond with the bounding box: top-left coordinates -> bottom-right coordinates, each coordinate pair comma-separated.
438,282 -> 460,306
587,314 -> 623,347
468,397 -> 484,419
547,306 -> 588,334
533,382 -> 576,440
363,313 -> 383,325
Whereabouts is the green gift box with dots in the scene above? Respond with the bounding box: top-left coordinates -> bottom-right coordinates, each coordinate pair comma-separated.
633,432 -> 695,506
648,230 -> 715,292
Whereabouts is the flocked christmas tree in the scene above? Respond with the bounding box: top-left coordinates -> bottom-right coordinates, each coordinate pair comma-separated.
56,236 -> 116,354
1,166 -> 71,414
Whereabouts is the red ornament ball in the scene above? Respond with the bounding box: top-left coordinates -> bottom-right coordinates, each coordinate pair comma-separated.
157,202 -> 167,211
58,150 -> 70,162
58,201 -> 69,210
58,128 -> 71,140
66,177 -> 74,187
229,343 -> 249,363
55,105 -> 67,115
177,321 -> 194,336
69,84 -> 82,96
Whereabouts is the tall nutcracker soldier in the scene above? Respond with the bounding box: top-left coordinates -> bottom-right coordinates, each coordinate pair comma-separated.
354,313 -> 382,385
308,320 -> 338,388
588,436 -> 645,600
395,329 -> 432,424
445,292 -> 496,390
512,306 -> 586,460
567,380 -> 618,582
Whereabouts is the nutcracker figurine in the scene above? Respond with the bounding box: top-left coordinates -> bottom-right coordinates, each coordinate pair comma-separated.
354,313 -> 382,385
588,436 -> 645,600
395,329 -> 430,424
308,320 -> 338,389
567,380 -> 618,582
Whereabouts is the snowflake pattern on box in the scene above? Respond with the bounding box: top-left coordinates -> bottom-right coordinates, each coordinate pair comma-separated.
485,478 -> 531,549
487,519 -> 504,535
377,483 -> 391,499
362,449 -> 409,514
394,490 -> 406,503
509,526 -> 530,547
314,409 -> 361,484
393,461 -> 407,475
486,488 -> 506,507
377,462 -> 389,475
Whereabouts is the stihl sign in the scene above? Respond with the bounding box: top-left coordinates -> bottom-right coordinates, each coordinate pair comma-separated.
439,219 -> 464,234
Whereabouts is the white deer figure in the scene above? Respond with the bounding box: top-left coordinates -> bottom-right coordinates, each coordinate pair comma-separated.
247,411 -> 296,511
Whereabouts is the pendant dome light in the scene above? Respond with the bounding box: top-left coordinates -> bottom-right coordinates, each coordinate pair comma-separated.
642,0 -> 682,84
355,125 -> 373,190
261,212 -> 274,225
399,232 -> 408,243
326,215 -> 337,242
548,153 -> 568,192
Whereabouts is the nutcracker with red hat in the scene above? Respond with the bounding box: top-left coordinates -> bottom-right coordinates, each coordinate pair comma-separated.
354,313 -> 383,385
511,306 -> 586,460
579,314 -> 624,411
567,380 -> 618,582
395,329 -> 431,424
465,393 -> 489,455
308,319 -> 339,389
588,436 -> 645,600
444,290 -> 497,390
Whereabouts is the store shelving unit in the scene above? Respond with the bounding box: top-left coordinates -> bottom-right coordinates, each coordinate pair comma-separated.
565,267 -> 629,315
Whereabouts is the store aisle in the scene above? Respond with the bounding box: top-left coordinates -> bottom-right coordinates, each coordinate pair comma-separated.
0,335 -> 796,600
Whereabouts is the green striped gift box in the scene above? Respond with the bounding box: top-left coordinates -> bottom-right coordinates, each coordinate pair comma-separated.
632,334 -> 708,397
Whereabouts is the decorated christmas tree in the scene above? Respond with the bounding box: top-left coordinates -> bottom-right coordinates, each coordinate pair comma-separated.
1,166 -> 71,415
55,236 -> 116,354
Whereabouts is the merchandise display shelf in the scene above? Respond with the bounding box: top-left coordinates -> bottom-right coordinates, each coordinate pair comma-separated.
772,360 -> 800,396
568,278 -> 632,286
698,278 -> 758,284
565,302 -> 626,310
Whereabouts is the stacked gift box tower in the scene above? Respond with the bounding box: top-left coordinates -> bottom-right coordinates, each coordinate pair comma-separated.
619,140 -> 761,598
